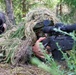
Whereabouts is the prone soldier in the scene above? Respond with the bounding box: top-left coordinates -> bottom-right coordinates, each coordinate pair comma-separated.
12,8 -> 62,65
33,19 -> 75,61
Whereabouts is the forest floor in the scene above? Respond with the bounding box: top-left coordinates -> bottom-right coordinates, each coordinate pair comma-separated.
0,63 -> 51,75
0,60 -> 67,75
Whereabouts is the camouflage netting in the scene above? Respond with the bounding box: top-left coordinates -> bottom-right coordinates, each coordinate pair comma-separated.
0,7 -> 60,65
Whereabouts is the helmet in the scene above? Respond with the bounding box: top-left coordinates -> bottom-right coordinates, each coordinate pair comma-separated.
33,19 -> 54,39
33,19 -> 54,30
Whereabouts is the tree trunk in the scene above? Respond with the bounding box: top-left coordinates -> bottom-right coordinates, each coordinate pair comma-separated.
56,4 -> 62,16
56,4 -> 59,16
21,0 -> 28,17
60,4 -> 62,15
4,0 -> 15,25
22,0 -> 26,17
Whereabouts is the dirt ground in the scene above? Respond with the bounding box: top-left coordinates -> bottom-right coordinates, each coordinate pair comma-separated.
0,60 -> 68,75
0,63 -> 51,75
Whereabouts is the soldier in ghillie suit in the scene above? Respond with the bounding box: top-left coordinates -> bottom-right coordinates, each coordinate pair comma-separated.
12,7 -> 60,65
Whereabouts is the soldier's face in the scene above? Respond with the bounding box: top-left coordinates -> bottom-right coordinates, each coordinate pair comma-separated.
35,29 -> 45,39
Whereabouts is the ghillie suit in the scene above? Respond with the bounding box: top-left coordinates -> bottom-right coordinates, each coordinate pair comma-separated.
11,7 -> 60,65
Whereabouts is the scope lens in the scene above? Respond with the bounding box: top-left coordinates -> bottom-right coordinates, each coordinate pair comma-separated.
43,20 -> 51,26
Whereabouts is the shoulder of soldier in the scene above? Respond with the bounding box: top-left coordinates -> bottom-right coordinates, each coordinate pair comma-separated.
0,12 -> 6,23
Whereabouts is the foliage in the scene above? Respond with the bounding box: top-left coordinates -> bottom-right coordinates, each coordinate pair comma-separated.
12,0 -> 40,24
62,0 -> 76,9
0,0 -> 5,11
58,0 -> 76,23
43,0 -> 60,8
0,0 -> 76,24
0,0 -> 40,24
